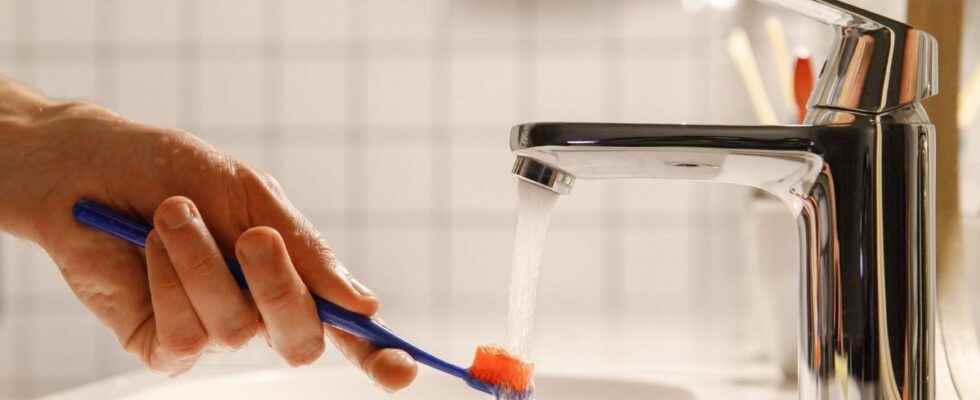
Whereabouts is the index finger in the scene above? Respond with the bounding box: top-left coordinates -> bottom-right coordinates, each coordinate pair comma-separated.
326,326 -> 418,391
237,168 -> 379,316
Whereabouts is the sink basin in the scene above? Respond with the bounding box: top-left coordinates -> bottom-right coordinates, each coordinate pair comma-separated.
39,367 -> 696,400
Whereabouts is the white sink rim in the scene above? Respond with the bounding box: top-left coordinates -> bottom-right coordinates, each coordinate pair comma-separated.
38,366 -> 704,400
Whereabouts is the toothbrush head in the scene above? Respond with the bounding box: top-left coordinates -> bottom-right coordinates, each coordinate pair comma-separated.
468,345 -> 534,399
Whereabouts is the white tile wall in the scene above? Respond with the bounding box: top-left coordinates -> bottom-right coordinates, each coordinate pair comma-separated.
280,60 -> 349,127
32,0 -> 96,44
198,0 -> 266,43
448,228 -> 512,313
621,229 -> 698,309
281,1 -> 352,42
616,1 -> 700,40
534,0 -> 604,40
362,143 -> 435,212
537,229 -> 605,314
353,1 -> 440,39
114,60 -> 181,127
449,55 -> 520,125
619,46 -> 698,123
534,49 -> 604,121
30,56 -> 97,101
0,0 -> 14,46
449,0 -> 524,41
0,0 -> 929,398
358,227 -> 434,315
116,1 -> 180,43
199,60 -> 266,127
277,140 -> 349,213
449,138 -> 517,212
362,55 -> 434,126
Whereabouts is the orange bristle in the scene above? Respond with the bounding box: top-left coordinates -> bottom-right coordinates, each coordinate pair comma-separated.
468,345 -> 534,394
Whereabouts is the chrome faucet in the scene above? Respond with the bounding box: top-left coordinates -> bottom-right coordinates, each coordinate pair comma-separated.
510,1 -> 939,399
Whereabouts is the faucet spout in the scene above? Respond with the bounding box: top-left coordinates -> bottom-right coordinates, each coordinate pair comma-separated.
512,156 -> 574,195
510,122 -> 826,213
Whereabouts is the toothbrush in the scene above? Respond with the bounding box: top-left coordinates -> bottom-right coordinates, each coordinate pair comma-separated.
793,50 -> 814,124
765,17 -> 795,112
72,199 -> 533,399
727,28 -> 779,125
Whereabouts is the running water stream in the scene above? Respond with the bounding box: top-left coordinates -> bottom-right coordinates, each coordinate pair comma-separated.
503,180 -> 560,398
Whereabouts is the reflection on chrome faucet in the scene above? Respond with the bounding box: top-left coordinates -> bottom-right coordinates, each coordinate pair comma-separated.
509,1 -> 939,399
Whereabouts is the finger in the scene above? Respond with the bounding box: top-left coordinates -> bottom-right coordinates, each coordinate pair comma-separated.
154,196 -> 258,349
326,326 -> 417,391
239,169 -> 379,315
143,321 -> 197,377
145,230 -> 207,369
236,227 -> 324,366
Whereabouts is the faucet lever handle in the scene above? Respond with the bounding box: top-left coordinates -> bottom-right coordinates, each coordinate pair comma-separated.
761,0 -> 938,114
762,0 -> 897,29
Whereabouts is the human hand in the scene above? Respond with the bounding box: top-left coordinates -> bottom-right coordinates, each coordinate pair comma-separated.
0,82 -> 417,390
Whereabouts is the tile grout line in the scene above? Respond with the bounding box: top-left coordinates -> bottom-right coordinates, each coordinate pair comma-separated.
518,0 -> 537,123
263,1 -> 283,177
691,9 -> 716,314
177,0 -> 201,133
597,0 -> 627,338
14,38 -> 700,62
430,1 -> 454,324
92,0 -> 120,379
12,0 -> 36,396
344,0 -> 366,268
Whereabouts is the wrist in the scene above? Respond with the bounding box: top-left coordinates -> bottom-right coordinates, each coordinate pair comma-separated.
0,82 -> 57,239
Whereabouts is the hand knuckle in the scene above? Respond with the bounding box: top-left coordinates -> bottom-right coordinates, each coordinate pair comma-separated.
145,362 -> 175,375
218,315 -> 257,349
283,338 -> 325,367
184,251 -> 223,276
153,275 -> 183,291
46,100 -> 98,117
256,284 -> 307,312
261,171 -> 284,193
162,330 -> 207,358
40,100 -> 119,126
238,165 -> 286,198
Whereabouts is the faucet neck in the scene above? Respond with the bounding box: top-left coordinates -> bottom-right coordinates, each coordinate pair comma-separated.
809,24 -> 938,114
762,1 -> 938,114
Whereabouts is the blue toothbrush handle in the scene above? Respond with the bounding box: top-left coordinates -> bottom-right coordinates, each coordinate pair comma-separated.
72,199 -> 493,395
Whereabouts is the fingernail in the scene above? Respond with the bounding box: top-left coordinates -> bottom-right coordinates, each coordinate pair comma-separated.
238,233 -> 273,263
160,202 -> 194,229
147,231 -> 162,247
349,277 -> 375,298
333,261 -> 352,278
169,360 -> 195,378
334,260 -> 374,298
